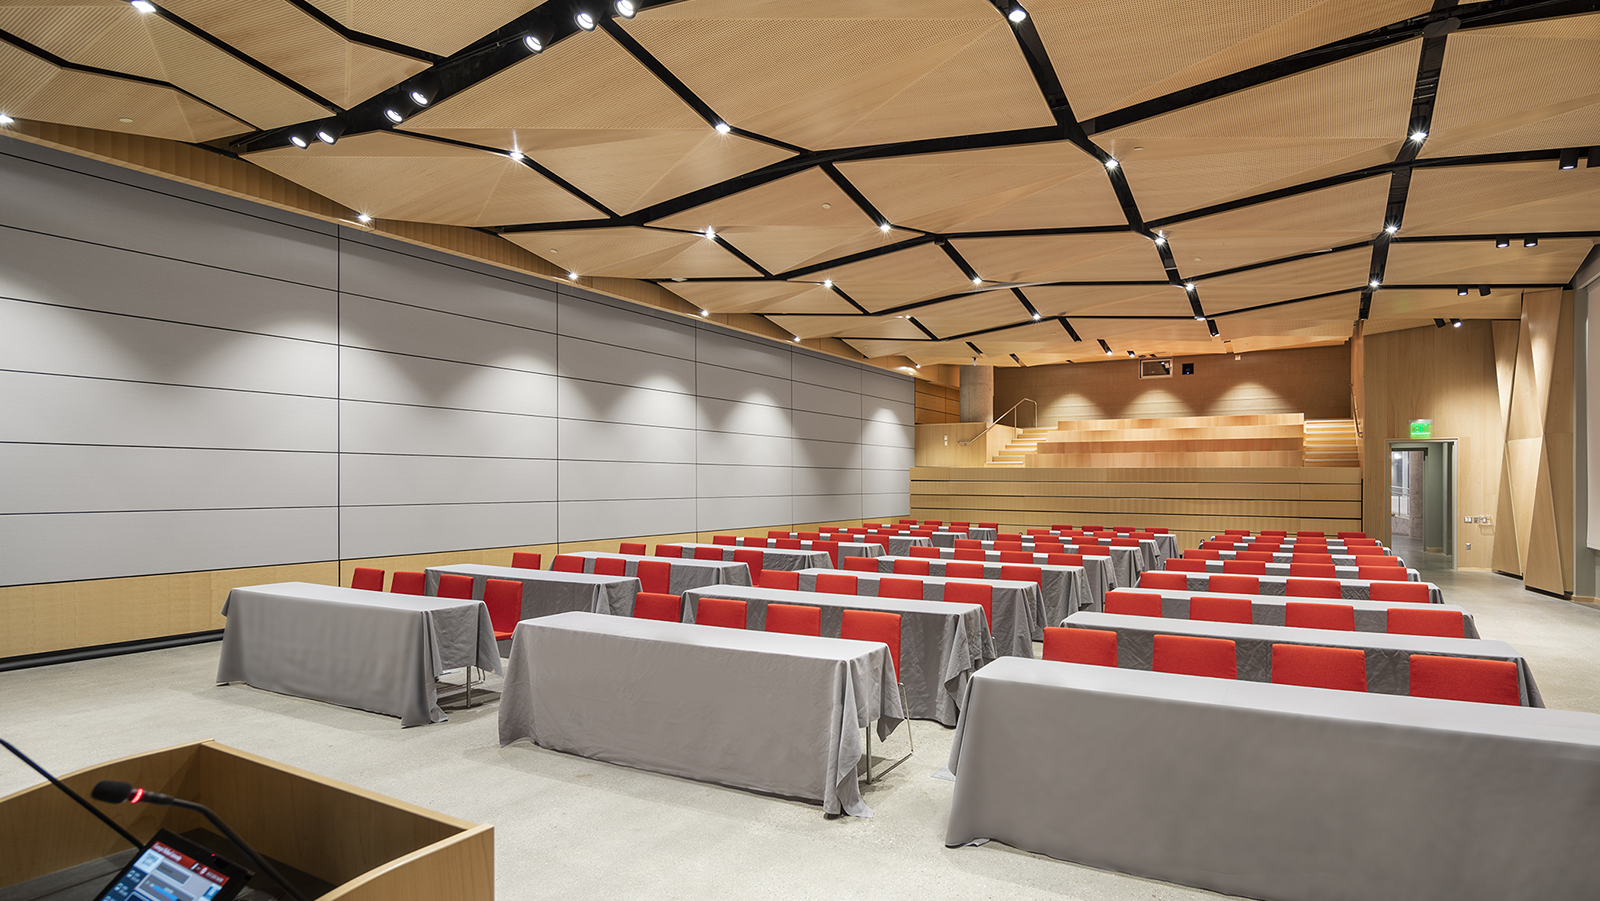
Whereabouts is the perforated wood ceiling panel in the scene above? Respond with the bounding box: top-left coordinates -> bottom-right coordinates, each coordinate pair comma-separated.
954,233 -> 1171,283
817,243 -> 977,313
1405,162 -> 1600,236
502,226 -> 759,279
1165,176 -> 1390,275
662,280 -> 858,316
1364,288 -> 1523,335
1383,239 -> 1596,287
1199,248 -> 1370,311
1021,284 -> 1188,317
303,0 -> 539,57
766,314 -> 927,341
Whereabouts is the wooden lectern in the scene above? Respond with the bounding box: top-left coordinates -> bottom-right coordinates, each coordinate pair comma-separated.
0,740 -> 493,900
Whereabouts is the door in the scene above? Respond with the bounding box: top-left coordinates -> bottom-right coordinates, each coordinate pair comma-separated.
1389,449 -> 1427,564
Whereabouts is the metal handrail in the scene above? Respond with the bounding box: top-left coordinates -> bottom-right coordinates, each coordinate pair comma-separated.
959,398 -> 1037,446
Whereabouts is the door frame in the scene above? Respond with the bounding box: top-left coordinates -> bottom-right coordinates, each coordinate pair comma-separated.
1386,438 -> 1458,570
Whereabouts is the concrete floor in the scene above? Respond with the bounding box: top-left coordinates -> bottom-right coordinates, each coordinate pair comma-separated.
3,567 -> 1598,901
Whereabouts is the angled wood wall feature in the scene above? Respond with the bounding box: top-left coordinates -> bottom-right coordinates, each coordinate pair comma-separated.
1492,319 -> 1522,575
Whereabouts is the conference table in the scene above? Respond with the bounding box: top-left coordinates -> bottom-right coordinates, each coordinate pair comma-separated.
794,568 -> 1042,657
1189,559 -> 1422,581
942,540 -> 1146,587
678,583 -> 994,726
567,552 -> 751,595
1207,538 -> 1395,555
423,564 -> 639,618
728,537 -> 883,560
864,555 -> 1093,637
943,658 -> 1600,901
1168,571 -> 1444,603
1062,611 -> 1541,705
498,611 -> 903,817
216,582 -> 501,727
932,547 -> 1117,609
1046,532 -> 1179,566
667,543 -> 832,571
1094,586 -> 1480,637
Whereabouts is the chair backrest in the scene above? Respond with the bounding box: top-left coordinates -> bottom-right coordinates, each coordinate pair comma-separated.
1359,566 -> 1412,582
595,557 -> 627,576
1209,574 -> 1260,595
1287,578 -> 1342,599
954,548 -> 986,561
816,572 -> 858,595
1296,530 -> 1326,538
1000,564 -> 1042,593
654,544 -> 683,557
1260,530 -> 1287,537
1043,627 -> 1118,666
944,561 -> 985,578
993,541 -> 1025,552
437,573 -> 475,600
1222,559 -> 1267,574
1047,553 -> 1084,566
1189,595 -> 1253,624
1337,531 -> 1368,539
1110,537 -> 1139,547
391,571 -> 425,595
712,535 -> 736,546
1285,601 -> 1355,631
1344,538 -> 1380,546
1369,580 -> 1430,603
1291,553 -> 1333,565
943,580 -> 992,626
1223,529 -> 1250,535
351,567 -> 384,591
761,569 -> 799,591
997,550 -> 1033,563
1387,607 -> 1465,638
1183,548 -> 1220,560
841,609 -> 902,678
843,555 -> 878,572
813,540 -> 841,568
732,549 -> 765,582
1138,571 -> 1188,590
483,579 -> 523,635
1105,590 -> 1162,617
978,522 -> 999,529
879,577 -> 924,600
512,552 -> 543,570
766,603 -> 821,636
632,592 -> 683,622
768,530 -> 790,539
1409,654 -> 1520,705
1236,551 -> 1275,563
774,538 -> 803,549
693,546 -> 724,560
1272,644 -> 1366,692
696,597 -> 748,629
637,559 -> 671,594
955,538 -> 982,549
1359,553 -> 1403,565
1289,562 -> 1337,578
1200,540 -> 1235,550
1078,524 -> 1103,531
949,521 -> 969,530
910,545 -> 941,559
1152,634 -> 1237,679
798,531 -> 822,541
618,542 -> 646,556
893,558 -> 930,575
1165,558 -> 1207,572
551,555 -> 586,573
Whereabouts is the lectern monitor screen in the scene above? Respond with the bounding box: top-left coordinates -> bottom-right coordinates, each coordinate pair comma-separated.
95,829 -> 250,901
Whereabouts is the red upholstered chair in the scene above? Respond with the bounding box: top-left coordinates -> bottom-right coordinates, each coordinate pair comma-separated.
1344,538 -> 1380,547
1290,562 -> 1338,578
1164,558 -> 1207,572
618,543 -> 646,556
1190,595 -> 1253,624
696,597 -> 748,629
437,573 -> 475,600
844,555 -> 879,572
944,561 -> 985,579
551,554 -> 586,573
998,550 -> 1034,563
712,535 -> 736,545
1153,634 -> 1237,679
1110,538 -> 1139,547
898,519 -> 917,524
1337,531 -> 1368,539
1079,524 -> 1102,532
1139,571 -> 1188,590
954,548 -> 986,561
1001,563 -> 1043,592
814,540 -> 841,568
867,538 -> 891,554
390,571 -> 425,595
1184,548 -> 1221,560
632,591 -> 683,622
840,608 -> 912,778
1291,553 -> 1334,565
1285,601 -> 1355,631
351,567 -> 384,591
1369,580 -> 1430,603
775,538 -> 803,549
1236,550 -> 1275,562
655,544 -> 683,557
1106,590 -> 1162,618
1272,644 -> 1366,692
768,530 -> 790,539
1200,540 -> 1235,550
1409,655 -> 1520,705
798,531 -> 822,541
910,545 -> 941,559
1047,553 -> 1084,566
766,603 -> 821,636
893,558 -> 930,575
995,533 -> 1021,543
943,580 -> 992,627
637,560 -> 671,594
1043,627 -> 1118,666
1222,559 -> 1267,574
761,569 -> 799,591
1288,578 -> 1342,599
595,557 -> 627,576
1388,607 -> 1465,638
1260,530 -> 1287,537
512,552 -> 543,570
1359,556 -> 1404,568
732,549 -> 766,583
955,538 -> 982,549
1033,541 -> 1064,553
1359,566 -> 1412,582
880,577 -> 924,600
1224,529 -> 1251,535
483,579 -> 523,641
1296,531 -> 1326,538
816,572 -> 857,595
692,546 -> 723,561
1209,574 -> 1260,595
949,522 -> 970,531
993,541 -> 1025,553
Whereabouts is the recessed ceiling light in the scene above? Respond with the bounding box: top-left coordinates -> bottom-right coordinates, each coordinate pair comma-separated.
1194,314 -> 1204,321
1031,312 -> 1041,320
914,363 -> 921,369
615,0 -> 636,18
713,122 -> 731,134
1183,282 -> 1195,291
1104,157 -> 1119,170
793,335 -> 801,342
356,213 -> 372,224
1409,130 -> 1427,142
0,114 -> 12,125
971,277 -> 983,286
1369,278 -> 1381,288
117,117 -> 134,123
384,109 -> 404,123
1153,234 -> 1166,245
705,227 -> 716,239
130,0 -> 156,12
822,279 -> 833,289
1126,350 -> 1135,357
1007,6 -> 1027,23
821,202 -> 831,210
700,309 -> 710,317
576,11 -> 596,30
879,222 -> 891,232
508,150 -> 525,161
567,271 -> 579,280
1384,223 -> 1399,234
288,134 -> 308,148
524,34 -> 543,52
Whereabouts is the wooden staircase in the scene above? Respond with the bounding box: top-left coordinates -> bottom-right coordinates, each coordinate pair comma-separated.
1303,419 -> 1361,467
987,427 -> 1054,467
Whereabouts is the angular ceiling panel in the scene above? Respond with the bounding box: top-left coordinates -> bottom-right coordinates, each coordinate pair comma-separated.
817,244 -> 975,313
1197,247 -> 1369,311
1165,176 -> 1389,275
502,226 -> 759,279
1383,239 -> 1596,286
1404,162 -> 1600,236
304,0 -> 540,57
663,280 -> 859,316
953,233 -> 1170,283
1363,288 -> 1523,334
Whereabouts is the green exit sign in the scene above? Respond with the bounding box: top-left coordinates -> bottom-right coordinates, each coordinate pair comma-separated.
1410,419 -> 1433,438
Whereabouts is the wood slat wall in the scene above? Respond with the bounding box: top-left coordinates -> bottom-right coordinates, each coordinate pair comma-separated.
915,380 -> 961,424
912,465 -> 1362,550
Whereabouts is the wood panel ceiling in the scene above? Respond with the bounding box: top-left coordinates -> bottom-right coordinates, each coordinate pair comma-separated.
2,0 -> 1595,369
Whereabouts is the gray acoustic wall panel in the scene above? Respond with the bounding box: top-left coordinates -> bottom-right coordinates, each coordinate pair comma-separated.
0,137 -> 912,587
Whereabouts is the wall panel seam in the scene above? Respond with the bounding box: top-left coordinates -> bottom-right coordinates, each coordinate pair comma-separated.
0,222 -> 336,292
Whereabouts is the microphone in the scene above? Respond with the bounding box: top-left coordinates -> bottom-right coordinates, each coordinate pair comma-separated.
0,738 -> 141,850
94,779 -> 311,901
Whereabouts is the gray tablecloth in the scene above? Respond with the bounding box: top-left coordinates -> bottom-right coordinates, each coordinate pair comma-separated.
733,537 -> 880,560
680,584 -> 993,726
943,657 -> 1600,901
1210,538 -> 1394,556
937,548 -> 1116,610
1197,559 -> 1422,581
1064,611 -> 1539,705
572,552 -> 751,595
674,543 -> 832,571
1176,571 -> 1444,603
216,581 -> 500,727
871,555 -> 1091,639
425,564 -> 638,618
795,568 -> 1040,658
498,611 -> 902,817
1213,549 -> 1412,569
1097,587 -> 1479,638
1061,544 -> 1145,589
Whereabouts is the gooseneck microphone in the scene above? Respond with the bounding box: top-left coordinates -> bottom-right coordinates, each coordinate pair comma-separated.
93,779 -> 312,901
0,738 -> 142,849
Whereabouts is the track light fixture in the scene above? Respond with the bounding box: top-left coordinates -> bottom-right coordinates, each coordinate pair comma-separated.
407,74 -> 439,107
288,134 -> 308,148
1434,318 -> 1447,329
1207,319 -> 1219,338
1479,286 -> 1491,296
1031,312 -> 1041,321
1194,314 -> 1204,321
1589,147 -> 1598,168
879,222 -> 891,232
524,32 -> 544,53
793,335 -> 801,343
1153,233 -> 1166,245
384,108 -> 404,124
1183,282 -> 1195,291
567,271 -> 579,280
1098,339 -> 1112,355
1559,148 -> 1579,170
1457,286 -> 1468,296
971,276 -> 983,286
700,309 -> 710,317
1451,318 -> 1462,328
1495,236 -> 1510,248
615,0 -> 636,18
1524,236 -> 1538,247
576,11 -> 596,29
315,120 -> 344,145
822,279 -> 833,289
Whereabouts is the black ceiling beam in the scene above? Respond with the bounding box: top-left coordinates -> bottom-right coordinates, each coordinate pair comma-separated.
820,164 -> 893,230
396,130 -> 618,217
938,241 -> 984,285
965,341 -> 985,356
828,284 -> 871,315
279,0 -> 441,62
1195,243 -> 1372,282
909,318 -> 940,340
1012,287 -> 1042,321
1058,317 -> 1082,342
709,234 -> 772,278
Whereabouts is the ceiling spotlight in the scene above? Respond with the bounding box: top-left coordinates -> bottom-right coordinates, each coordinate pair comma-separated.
713,121 -> 731,134
576,11 -> 596,30
315,120 -> 344,145
356,213 -> 372,224
1524,236 -> 1538,247
524,34 -> 543,53
1126,350 -> 1136,357
384,108 -> 404,124
1098,339 -> 1112,355
288,134 -> 308,148
822,279 -> 833,289
1183,282 -> 1195,291
700,309 -> 710,317
409,87 -> 433,106
1369,278 -> 1381,288
1384,223 -> 1399,235
704,227 -> 716,239
1104,157 -> 1119,170
971,276 -> 983,286
508,150 -> 525,161
1207,319 -> 1219,338
1495,236 -> 1510,248
1007,5 -> 1028,23
1434,318 -> 1448,329
1194,314 -> 1205,321
1153,234 -> 1166,245
879,222 -> 892,232
793,335 -> 801,342
1409,130 -> 1428,142
1559,148 -> 1579,170
1457,286 -> 1469,296
615,0 -> 636,18
0,114 -> 14,125
567,271 -> 579,280
1451,318 -> 1462,328
914,363 -> 921,369
1031,312 -> 1041,321
1479,286 -> 1491,296
130,0 -> 156,12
